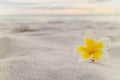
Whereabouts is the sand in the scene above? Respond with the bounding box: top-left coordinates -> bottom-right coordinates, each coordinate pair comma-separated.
0,20 -> 120,80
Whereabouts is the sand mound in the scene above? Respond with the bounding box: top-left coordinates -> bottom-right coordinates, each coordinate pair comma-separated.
0,21 -> 120,80
0,57 -> 120,80
0,36 -> 119,80
0,36 -> 38,59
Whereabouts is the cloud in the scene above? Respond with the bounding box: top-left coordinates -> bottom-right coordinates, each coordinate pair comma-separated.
1,5 -> 83,10
88,0 -> 112,2
26,7 -> 80,10
0,0 -> 87,10
0,0 -> 38,5
0,0 -> 55,4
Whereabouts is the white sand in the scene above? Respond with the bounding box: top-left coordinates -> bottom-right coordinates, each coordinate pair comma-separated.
0,21 -> 120,80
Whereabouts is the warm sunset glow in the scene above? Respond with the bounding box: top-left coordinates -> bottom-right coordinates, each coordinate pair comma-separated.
0,9 -> 90,15
0,0 -> 120,16
93,9 -> 116,15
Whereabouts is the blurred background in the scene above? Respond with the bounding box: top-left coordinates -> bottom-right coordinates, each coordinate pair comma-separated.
0,0 -> 120,23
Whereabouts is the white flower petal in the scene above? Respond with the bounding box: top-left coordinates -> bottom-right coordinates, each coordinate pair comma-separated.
98,50 -> 111,63
78,54 -> 92,62
78,57 -> 85,62
103,50 -> 111,60
72,46 -> 80,58
84,31 -> 96,40
99,37 -> 111,49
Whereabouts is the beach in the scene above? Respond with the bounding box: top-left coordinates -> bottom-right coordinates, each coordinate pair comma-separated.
0,18 -> 120,80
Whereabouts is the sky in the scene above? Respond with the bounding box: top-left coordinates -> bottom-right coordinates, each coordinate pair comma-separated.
0,0 -> 120,16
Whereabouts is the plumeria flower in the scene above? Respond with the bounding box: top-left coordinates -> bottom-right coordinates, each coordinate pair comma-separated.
77,32 -> 111,62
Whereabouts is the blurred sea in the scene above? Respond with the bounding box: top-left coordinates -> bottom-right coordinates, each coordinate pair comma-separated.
0,15 -> 120,24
